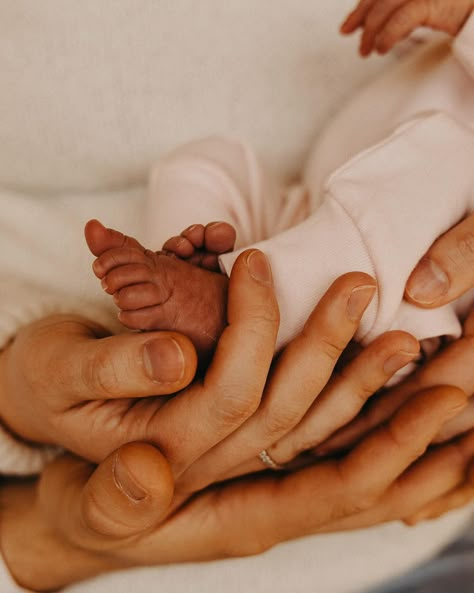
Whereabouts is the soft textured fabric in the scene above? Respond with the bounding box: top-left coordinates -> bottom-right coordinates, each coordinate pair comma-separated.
0,2 -> 472,592
145,16 -> 473,365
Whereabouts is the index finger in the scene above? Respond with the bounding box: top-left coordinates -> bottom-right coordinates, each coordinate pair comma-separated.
254,386 -> 467,541
145,250 -> 280,478
153,386 -> 467,559
405,213 -> 474,308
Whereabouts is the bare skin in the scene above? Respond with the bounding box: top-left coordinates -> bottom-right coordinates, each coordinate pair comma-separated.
341,0 -> 473,56
85,219 -> 237,366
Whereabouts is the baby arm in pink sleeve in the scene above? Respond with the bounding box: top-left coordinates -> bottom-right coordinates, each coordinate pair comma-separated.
219,112 -> 474,351
90,113 -> 474,367
144,136 -> 292,251
453,9 -> 474,77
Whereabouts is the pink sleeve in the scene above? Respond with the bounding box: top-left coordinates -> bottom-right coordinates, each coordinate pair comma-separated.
453,11 -> 474,78
145,136 -> 289,251
219,113 -> 474,351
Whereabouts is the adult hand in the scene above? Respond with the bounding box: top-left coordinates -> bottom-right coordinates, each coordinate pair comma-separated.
405,213 -> 474,307
0,240 -> 418,495
318,214 -> 474,455
313,307 -> 474,461
1,388 -> 470,591
0,249 -> 280,472
2,250 -> 472,591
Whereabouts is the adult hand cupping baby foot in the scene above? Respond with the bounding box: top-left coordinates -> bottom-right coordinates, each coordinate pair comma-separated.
0,389 -> 468,591
0,249 -> 280,472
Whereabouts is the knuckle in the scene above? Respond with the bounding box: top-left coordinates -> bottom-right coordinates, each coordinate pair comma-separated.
226,534 -> 273,557
262,404 -> 302,441
350,493 -> 378,513
316,334 -> 345,364
386,419 -> 426,459
213,384 -> 261,427
250,308 -> 280,328
210,491 -> 276,558
456,231 -> 474,265
83,348 -> 121,398
339,368 -> 377,406
340,476 -> 378,512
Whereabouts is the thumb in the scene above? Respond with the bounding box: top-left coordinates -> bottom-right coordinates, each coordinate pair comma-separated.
39,442 -> 174,550
31,315 -> 199,402
405,214 -> 474,308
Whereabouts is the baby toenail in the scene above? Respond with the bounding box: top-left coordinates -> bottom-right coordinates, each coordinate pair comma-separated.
93,260 -> 103,275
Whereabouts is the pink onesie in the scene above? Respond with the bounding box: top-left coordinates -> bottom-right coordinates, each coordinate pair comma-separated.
144,15 -> 474,360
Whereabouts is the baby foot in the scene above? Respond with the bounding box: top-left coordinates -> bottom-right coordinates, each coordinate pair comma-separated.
84,219 -> 230,365
162,221 -> 236,271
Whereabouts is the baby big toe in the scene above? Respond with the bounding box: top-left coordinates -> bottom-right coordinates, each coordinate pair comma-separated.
85,219 -> 146,257
204,221 -> 236,254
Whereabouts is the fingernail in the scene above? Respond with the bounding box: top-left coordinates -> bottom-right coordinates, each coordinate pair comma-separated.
113,454 -> 147,501
384,350 -> 419,375
247,250 -> 273,285
347,285 -> 376,320
406,258 -> 449,304
143,337 -> 185,383
101,277 -> 108,290
93,259 -> 103,275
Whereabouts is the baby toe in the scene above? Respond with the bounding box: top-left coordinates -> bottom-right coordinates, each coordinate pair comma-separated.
118,305 -> 166,331
102,263 -> 153,294
188,252 -> 220,271
114,282 -> 166,311
182,224 -> 205,248
93,247 -> 150,278
162,235 -> 195,258
204,221 -> 236,254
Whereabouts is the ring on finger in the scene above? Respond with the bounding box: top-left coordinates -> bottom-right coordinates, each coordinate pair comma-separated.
258,449 -> 284,470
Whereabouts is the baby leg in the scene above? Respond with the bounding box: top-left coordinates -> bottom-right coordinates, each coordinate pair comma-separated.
85,219 -> 229,366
